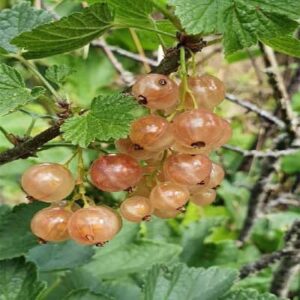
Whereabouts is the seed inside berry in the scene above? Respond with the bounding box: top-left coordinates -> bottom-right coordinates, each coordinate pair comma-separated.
133,143 -> 144,150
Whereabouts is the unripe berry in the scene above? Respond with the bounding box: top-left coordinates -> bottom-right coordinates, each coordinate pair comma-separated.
132,74 -> 179,110
120,196 -> 153,222
21,163 -> 75,202
68,206 -> 122,245
31,206 -> 72,242
90,154 -> 143,192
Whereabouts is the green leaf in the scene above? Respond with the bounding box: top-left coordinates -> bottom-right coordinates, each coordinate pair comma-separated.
220,289 -> 282,300
170,0 -> 300,55
62,93 -> 146,147
0,257 -> 46,300
261,36 -> 300,58
26,240 -> 95,272
45,64 -> 74,85
0,63 -> 40,116
12,3 -> 114,59
83,240 -> 182,279
180,218 -> 223,265
0,202 -> 46,260
107,0 -> 153,27
281,150 -> 300,174
0,2 -> 52,53
144,263 -> 238,300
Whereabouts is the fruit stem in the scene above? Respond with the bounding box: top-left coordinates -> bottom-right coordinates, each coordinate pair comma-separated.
129,28 -> 151,73
179,47 -> 198,110
77,147 -> 89,207
64,148 -> 79,167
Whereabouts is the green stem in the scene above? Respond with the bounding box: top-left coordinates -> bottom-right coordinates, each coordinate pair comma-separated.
0,127 -> 15,145
15,55 -> 61,101
25,118 -> 37,137
77,147 -> 89,207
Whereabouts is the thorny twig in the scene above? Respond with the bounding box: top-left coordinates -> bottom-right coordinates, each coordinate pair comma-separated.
223,144 -> 300,158
226,93 -> 286,129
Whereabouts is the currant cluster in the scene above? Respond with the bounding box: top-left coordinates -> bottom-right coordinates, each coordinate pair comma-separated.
112,73 -> 230,220
21,73 -> 231,247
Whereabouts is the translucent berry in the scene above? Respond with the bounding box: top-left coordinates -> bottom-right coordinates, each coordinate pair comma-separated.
130,115 -> 173,152
21,163 -> 75,202
90,154 -> 143,192
115,138 -> 158,161
68,206 -> 122,245
31,206 -> 72,242
184,74 -> 225,110
163,154 -> 212,186
207,163 -> 225,188
190,188 -> 216,206
132,74 -> 179,110
172,109 -> 223,149
213,119 -> 232,149
150,182 -> 189,211
120,196 -> 153,223
153,209 -> 180,219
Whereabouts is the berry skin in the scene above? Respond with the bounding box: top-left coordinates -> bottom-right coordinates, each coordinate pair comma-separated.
130,115 -> 173,152
150,182 -> 189,211
120,196 -> 153,223
132,74 -> 179,110
153,209 -> 180,219
190,188 -> 216,206
184,74 -> 225,110
213,119 -> 232,149
207,163 -> 225,188
21,163 -> 75,202
68,206 -> 122,245
163,154 -> 212,186
172,109 -> 223,150
90,154 -> 143,192
115,138 -> 158,161
31,206 -> 72,242
172,142 -> 213,155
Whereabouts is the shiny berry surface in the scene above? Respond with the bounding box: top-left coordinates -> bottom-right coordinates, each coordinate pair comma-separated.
115,138 -> 157,161
31,206 -> 72,242
153,209 -> 180,219
172,109 -> 223,149
150,181 -> 189,211
207,163 -> 225,188
120,196 -> 153,223
90,154 -> 143,192
68,206 -> 122,245
213,119 -> 232,149
163,154 -> 212,185
190,188 -> 216,206
185,74 -> 225,110
130,115 -> 173,152
21,163 -> 75,202
132,74 -> 179,110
